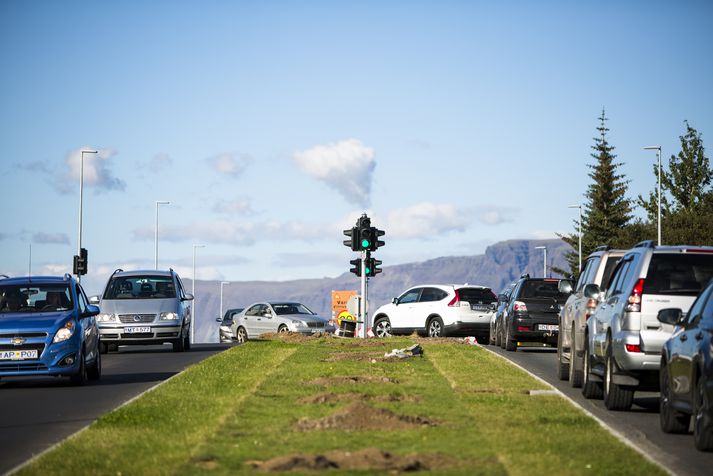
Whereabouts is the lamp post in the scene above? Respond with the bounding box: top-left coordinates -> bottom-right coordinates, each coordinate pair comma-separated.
568,204 -> 582,273
220,281 -> 230,325
643,146 -> 662,246
535,246 -> 547,278
154,201 -> 170,269
77,149 -> 97,283
191,244 -> 205,345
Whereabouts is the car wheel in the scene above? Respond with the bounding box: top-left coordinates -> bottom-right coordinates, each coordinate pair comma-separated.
694,376 -> 713,451
659,361 -> 691,433
488,326 -> 495,345
603,340 -> 634,411
99,341 -> 108,354
373,317 -> 392,338
495,321 -> 502,347
569,324 -> 583,388
278,324 -> 289,333
184,329 -> 191,351
236,326 -> 248,343
173,327 -> 187,352
504,322 -> 516,351
87,346 -> 101,381
70,348 -> 87,386
582,338 -> 603,399
427,317 -> 444,338
556,329 -> 569,380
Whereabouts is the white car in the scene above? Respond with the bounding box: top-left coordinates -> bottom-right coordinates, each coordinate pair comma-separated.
371,284 -> 497,339
231,301 -> 335,342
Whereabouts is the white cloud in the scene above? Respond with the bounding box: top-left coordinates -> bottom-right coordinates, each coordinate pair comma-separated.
213,197 -> 254,215
529,230 -> 559,240
385,202 -> 465,239
208,153 -> 251,178
64,147 -> 126,192
473,206 -> 517,225
293,138 -> 375,207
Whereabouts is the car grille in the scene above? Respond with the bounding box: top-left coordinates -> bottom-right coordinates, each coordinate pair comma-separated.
0,343 -> 45,354
0,332 -> 48,338
120,332 -> 154,338
118,314 -> 156,324
0,362 -> 48,372
307,322 -> 325,328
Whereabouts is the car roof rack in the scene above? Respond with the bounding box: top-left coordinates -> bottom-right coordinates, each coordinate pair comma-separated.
520,273 -> 530,279
0,274 -> 9,279
64,273 -> 72,281
112,268 -> 124,275
593,245 -> 609,252
633,240 -> 656,249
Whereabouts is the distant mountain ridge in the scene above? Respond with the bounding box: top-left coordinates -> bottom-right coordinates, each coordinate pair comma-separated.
189,238 -> 571,343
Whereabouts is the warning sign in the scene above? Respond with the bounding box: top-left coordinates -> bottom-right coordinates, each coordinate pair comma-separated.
332,290 -> 357,325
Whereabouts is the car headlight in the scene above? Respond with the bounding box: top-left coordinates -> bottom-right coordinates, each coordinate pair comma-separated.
291,320 -> 306,327
53,320 -> 76,343
160,312 -> 179,320
97,313 -> 116,323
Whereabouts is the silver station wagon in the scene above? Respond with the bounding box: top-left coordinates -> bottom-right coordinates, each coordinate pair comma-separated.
231,301 -> 334,343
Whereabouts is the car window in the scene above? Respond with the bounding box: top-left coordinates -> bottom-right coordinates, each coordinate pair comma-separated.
273,303 -> 314,315
458,288 -> 496,304
518,280 -> 568,300
176,275 -> 187,299
245,305 -> 262,316
419,287 -> 447,302
103,275 -> 177,299
576,258 -> 597,291
684,284 -> 713,328
0,284 -> 72,313
76,284 -> 89,314
644,253 -> 713,296
600,255 -> 622,291
700,284 -> 713,327
398,288 -> 421,304
608,258 -> 632,296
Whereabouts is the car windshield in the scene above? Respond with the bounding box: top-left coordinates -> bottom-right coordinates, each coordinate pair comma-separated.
644,253 -> 713,296
519,280 -> 569,301
0,284 -> 73,313
272,303 -> 314,315
103,275 -> 176,299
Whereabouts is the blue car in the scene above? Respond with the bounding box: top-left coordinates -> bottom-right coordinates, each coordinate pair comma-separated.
0,274 -> 102,385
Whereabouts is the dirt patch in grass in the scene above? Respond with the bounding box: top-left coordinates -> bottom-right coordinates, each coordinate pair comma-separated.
296,402 -> 437,431
246,447 -> 453,473
192,456 -> 220,470
321,351 -> 385,362
299,392 -> 420,405
260,332 -> 338,344
309,375 -> 398,386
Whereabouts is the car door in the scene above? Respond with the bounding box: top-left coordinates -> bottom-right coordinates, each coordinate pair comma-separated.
75,284 -> 98,356
390,288 -> 422,330
592,256 -> 635,358
418,287 -> 449,326
261,304 -> 280,334
242,304 -> 263,338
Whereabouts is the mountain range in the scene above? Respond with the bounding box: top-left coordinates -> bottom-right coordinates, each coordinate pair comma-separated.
188,238 -> 572,343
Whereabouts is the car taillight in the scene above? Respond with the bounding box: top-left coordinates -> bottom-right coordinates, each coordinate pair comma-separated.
513,301 -> 527,312
625,278 -> 645,312
625,343 -> 642,353
585,298 -> 598,320
448,290 -> 461,307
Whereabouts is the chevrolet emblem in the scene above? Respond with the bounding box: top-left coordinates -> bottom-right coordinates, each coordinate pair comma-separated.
11,336 -> 26,346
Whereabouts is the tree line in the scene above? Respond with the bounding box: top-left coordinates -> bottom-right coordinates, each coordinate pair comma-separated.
557,110 -> 712,279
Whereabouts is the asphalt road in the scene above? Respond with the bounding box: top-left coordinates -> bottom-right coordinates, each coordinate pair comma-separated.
486,343 -> 713,476
0,343 -> 227,475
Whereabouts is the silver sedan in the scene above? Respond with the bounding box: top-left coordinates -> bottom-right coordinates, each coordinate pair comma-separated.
231,301 -> 335,343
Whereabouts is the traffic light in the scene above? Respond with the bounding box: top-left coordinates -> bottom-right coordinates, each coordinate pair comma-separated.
343,227 -> 358,251
73,248 -> 88,275
349,258 -> 362,277
364,253 -> 382,277
369,227 -> 385,251
357,216 -> 373,251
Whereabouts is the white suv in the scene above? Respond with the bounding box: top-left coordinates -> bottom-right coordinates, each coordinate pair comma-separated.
371,284 -> 497,340
583,241 -> 713,410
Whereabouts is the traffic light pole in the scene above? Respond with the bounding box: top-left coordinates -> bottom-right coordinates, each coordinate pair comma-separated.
360,250 -> 367,338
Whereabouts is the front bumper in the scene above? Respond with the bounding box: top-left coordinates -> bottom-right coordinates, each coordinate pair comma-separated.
0,337 -> 82,378
98,322 -> 183,345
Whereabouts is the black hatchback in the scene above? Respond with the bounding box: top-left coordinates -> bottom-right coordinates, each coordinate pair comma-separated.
502,277 -> 572,351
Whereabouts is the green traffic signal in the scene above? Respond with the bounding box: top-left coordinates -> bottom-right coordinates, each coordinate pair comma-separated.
361,239 -> 370,248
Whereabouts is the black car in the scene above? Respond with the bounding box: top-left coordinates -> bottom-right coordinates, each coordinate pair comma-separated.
216,308 -> 244,343
657,279 -> 713,451
501,276 -> 573,352
491,281 -> 516,346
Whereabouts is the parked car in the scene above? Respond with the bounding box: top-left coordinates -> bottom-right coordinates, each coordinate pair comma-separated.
490,281 -> 516,346
0,274 -> 101,385
557,247 -> 624,386
657,278 -> 713,451
91,269 -> 193,353
500,276 -> 573,351
216,308 -> 243,343
232,302 -> 334,342
583,241 -> 713,410
371,284 -> 497,340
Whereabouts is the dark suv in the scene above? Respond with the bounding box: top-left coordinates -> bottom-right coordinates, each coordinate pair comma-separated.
501,275 -> 573,352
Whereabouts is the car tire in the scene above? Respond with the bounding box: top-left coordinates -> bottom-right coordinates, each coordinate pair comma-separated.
556,330 -> 569,380
373,317 -> 392,338
70,348 -> 87,386
582,338 -> 603,399
184,329 -> 191,351
504,323 -> 516,352
659,361 -> 691,433
87,347 -> 101,381
694,376 -> 713,451
603,341 -> 634,411
488,327 -> 495,345
173,328 -> 187,352
569,324 -> 583,388
99,341 -> 108,354
277,324 -> 289,333
495,321 -> 502,347
236,326 -> 248,343
427,317 -> 444,338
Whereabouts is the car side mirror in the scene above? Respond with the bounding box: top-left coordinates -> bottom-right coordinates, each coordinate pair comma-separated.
263,312 -> 272,318
83,304 -> 100,318
183,293 -> 194,301
89,295 -> 100,305
657,308 -> 684,326
392,297 -> 398,305
216,317 -> 223,323
583,283 -> 601,300
558,280 -> 574,295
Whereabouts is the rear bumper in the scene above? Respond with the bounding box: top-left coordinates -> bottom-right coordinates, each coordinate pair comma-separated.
444,321 -> 490,336
612,330 -> 662,372
510,315 -> 559,344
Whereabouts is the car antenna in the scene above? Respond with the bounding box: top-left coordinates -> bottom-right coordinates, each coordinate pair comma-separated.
28,243 -> 32,282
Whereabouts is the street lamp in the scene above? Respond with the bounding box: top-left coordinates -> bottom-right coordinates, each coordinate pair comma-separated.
191,244 -> 205,345
220,281 -> 230,325
568,204 -> 582,273
535,246 -> 547,278
643,146 -> 662,246
77,149 -> 97,282
154,200 -> 170,269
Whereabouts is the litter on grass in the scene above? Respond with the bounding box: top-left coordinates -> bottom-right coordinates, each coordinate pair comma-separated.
384,344 -> 424,359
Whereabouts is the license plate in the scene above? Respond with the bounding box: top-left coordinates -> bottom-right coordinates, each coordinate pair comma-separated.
0,349 -> 38,360
124,327 -> 151,334
471,305 -> 491,312
538,324 -> 559,331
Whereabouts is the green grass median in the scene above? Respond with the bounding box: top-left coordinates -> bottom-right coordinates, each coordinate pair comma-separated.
17,335 -> 666,475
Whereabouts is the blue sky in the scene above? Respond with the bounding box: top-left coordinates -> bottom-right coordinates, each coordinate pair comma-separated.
1,0 -> 712,295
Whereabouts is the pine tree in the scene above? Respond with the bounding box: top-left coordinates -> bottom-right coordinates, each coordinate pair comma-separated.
558,110 -> 632,278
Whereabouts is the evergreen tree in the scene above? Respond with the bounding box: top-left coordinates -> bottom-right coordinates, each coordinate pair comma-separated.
558,110 -> 632,278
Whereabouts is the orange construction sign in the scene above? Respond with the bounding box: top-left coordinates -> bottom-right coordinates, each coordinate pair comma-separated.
331,290 -> 357,325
